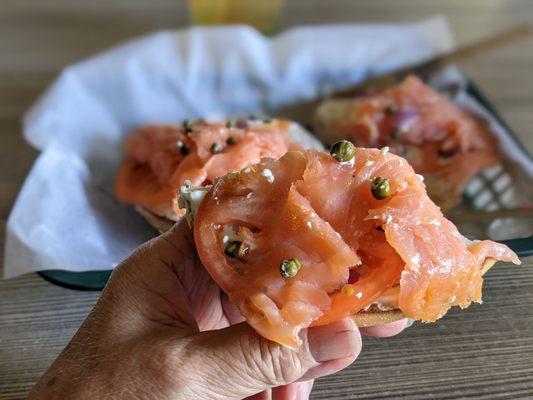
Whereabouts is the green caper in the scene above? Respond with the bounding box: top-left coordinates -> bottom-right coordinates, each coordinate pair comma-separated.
385,104 -> 398,115
224,241 -> 249,259
226,136 -> 236,145
280,258 -> 301,278
210,142 -> 223,154
183,119 -> 205,133
263,118 -> 272,124
330,140 -> 355,163
183,119 -> 193,133
226,119 -> 234,129
371,177 -> 391,200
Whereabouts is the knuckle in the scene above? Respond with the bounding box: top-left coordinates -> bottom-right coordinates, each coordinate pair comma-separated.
146,336 -> 191,393
274,343 -> 305,383
241,332 -> 304,386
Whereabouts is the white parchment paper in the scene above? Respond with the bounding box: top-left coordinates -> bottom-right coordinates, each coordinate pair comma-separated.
7,17 -> 520,278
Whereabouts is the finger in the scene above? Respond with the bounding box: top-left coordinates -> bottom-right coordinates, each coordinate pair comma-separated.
271,380 -> 314,400
151,219 -> 231,330
130,218 -> 197,279
151,218 -> 198,274
359,318 -> 410,337
159,217 -> 195,251
179,318 -> 361,399
221,292 -> 246,325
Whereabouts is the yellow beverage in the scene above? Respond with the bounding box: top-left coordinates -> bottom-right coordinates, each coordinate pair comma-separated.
188,0 -> 285,34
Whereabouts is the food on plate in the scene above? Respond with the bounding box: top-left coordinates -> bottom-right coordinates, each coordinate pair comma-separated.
115,118 -> 323,222
183,145 -> 519,348
314,75 -> 499,209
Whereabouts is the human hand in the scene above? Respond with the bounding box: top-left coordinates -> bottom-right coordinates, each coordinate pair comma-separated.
29,220 -> 409,400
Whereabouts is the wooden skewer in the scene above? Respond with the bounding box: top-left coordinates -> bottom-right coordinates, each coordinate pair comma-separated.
446,207 -> 533,224
335,23 -> 533,97
275,24 -> 532,124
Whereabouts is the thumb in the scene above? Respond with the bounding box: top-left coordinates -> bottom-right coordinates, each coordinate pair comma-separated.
178,317 -> 361,400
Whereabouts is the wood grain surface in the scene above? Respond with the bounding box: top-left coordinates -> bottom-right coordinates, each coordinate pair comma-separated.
1,1 -> 532,399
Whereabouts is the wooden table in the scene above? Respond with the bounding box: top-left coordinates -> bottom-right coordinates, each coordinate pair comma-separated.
1,1 -> 532,399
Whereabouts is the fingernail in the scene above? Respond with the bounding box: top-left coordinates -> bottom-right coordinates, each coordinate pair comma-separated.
307,318 -> 361,362
406,318 -> 415,327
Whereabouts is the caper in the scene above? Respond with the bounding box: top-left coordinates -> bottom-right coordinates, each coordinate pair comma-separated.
385,104 -> 398,115
226,119 -> 234,129
371,177 -> 391,200
329,140 -> 355,163
226,136 -> 236,145
263,118 -> 272,124
280,258 -> 301,278
224,241 -> 249,259
183,119 -> 204,133
183,119 -> 193,133
210,142 -> 223,154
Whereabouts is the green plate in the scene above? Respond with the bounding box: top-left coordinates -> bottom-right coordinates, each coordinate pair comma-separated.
37,79 -> 533,291
38,269 -> 113,291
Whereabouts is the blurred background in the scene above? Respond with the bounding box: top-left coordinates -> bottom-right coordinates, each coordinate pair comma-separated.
1,1 -> 532,192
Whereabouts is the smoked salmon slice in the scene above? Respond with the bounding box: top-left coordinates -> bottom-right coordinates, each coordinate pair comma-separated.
192,148 -> 519,348
115,119 -> 310,220
314,75 -> 499,209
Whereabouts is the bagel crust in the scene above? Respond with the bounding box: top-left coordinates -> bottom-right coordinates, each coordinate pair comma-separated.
352,306 -> 405,327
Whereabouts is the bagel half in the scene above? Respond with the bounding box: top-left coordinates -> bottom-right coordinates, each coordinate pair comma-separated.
129,120 -> 324,228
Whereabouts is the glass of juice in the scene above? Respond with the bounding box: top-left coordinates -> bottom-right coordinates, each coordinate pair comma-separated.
188,0 -> 285,34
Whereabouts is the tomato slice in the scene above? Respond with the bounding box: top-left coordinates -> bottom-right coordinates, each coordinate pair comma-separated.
195,150 -> 405,347
314,229 -> 404,326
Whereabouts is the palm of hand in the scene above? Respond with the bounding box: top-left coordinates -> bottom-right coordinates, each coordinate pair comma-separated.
30,220 -> 406,400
